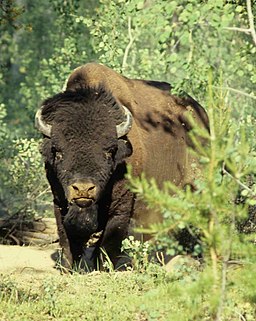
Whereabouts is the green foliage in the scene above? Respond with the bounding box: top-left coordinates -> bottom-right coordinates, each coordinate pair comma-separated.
121,235 -> 152,271
42,278 -> 61,318
75,0 -> 256,105
0,102 -> 50,220
126,78 -> 256,318
0,274 -> 38,303
0,267 -> 255,321
1,0 -> 256,130
0,0 -> 24,29
0,0 -> 255,318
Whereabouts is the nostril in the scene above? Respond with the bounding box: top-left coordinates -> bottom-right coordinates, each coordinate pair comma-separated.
72,184 -> 79,191
69,182 -> 97,198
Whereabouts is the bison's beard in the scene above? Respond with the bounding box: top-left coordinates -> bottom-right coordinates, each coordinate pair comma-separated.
63,203 -> 99,241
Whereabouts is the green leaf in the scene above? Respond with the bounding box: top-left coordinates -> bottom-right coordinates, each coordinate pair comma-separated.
137,1 -> 144,10
241,189 -> 249,197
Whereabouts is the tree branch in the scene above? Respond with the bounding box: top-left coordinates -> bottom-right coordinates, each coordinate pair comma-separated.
247,0 -> 256,46
224,1 -> 256,46
213,86 -> 256,100
222,163 -> 254,195
223,27 -> 251,35
122,17 -> 135,71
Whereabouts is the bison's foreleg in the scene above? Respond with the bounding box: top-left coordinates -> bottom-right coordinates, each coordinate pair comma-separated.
99,188 -> 134,270
54,203 -> 73,271
100,214 -> 131,270
45,162 -> 73,271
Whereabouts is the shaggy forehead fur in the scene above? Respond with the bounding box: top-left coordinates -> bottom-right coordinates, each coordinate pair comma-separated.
41,86 -> 125,141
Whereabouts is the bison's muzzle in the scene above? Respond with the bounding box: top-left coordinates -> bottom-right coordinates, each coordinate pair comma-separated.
67,181 -> 98,208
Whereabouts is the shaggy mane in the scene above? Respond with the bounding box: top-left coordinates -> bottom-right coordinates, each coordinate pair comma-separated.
41,85 -> 121,123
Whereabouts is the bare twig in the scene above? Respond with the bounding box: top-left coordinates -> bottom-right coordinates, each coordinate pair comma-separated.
171,38 -> 181,53
222,163 -> 254,194
8,234 -> 21,245
235,311 -> 247,321
224,0 -> 256,46
122,17 -> 135,71
213,86 -> 256,100
188,29 -> 194,63
156,251 -> 165,266
223,27 -> 251,34
247,0 -> 256,46
33,186 -> 51,200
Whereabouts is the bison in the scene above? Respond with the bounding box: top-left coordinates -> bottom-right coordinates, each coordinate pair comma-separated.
35,63 -> 209,270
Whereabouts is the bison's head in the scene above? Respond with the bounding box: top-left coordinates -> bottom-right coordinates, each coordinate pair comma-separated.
35,87 -> 132,237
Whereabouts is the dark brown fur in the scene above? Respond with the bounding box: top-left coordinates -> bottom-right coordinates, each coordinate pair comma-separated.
39,63 -> 209,270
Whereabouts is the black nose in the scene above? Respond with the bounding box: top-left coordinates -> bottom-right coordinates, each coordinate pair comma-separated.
67,181 -> 97,207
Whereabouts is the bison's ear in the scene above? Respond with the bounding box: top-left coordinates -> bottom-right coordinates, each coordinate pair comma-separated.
115,139 -> 132,165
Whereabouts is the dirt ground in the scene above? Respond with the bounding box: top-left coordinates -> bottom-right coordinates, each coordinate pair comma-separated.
0,244 -> 60,276
0,243 -> 201,281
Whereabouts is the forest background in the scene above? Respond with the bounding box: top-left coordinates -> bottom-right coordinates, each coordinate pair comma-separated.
0,1 -> 255,320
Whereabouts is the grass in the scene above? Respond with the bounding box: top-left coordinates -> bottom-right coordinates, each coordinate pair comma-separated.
0,262 -> 255,321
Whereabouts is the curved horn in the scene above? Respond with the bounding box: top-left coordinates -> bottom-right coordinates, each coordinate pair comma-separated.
116,106 -> 133,138
35,107 -> 52,137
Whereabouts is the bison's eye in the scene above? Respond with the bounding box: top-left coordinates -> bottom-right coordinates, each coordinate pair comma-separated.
105,152 -> 113,160
55,151 -> 63,161
104,147 -> 117,161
